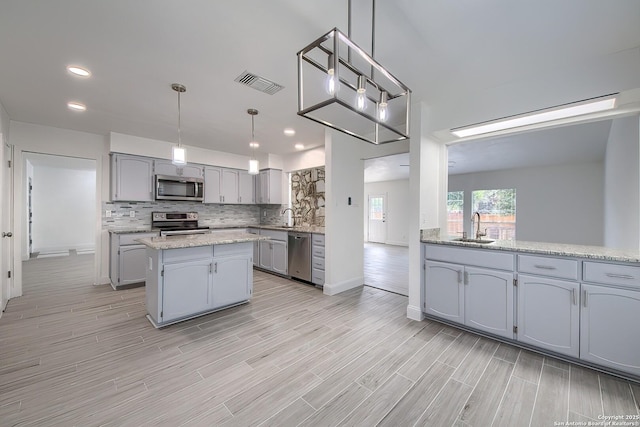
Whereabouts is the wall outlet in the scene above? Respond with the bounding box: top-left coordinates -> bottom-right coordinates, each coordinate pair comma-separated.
105,210 -> 111,218
129,211 -> 135,218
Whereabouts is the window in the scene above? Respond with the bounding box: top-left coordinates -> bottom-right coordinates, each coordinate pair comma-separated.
369,196 -> 384,220
447,191 -> 464,236
471,189 -> 516,240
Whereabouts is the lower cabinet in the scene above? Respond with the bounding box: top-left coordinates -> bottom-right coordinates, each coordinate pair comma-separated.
110,231 -> 159,289
580,283 -> 640,376
517,274 -> 580,357
146,242 -> 253,327
424,260 -> 513,339
162,259 -> 212,323
258,232 -> 288,275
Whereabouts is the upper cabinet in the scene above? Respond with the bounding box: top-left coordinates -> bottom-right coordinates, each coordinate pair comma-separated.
204,167 -> 253,204
153,160 -> 203,179
256,169 -> 283,205
111,154 -> 154,201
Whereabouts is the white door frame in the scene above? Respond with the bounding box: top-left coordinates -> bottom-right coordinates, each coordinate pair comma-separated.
367,193 -> 387,243
1,142 -> 14,312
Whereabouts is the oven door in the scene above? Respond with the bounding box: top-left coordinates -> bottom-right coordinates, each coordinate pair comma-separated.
155,175 -> 204,201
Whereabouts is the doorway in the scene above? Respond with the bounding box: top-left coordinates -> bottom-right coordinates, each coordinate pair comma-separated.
1,142 -> 14,311
367,194 -> 387,243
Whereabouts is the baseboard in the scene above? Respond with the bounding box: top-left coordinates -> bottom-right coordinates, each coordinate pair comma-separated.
385,240 -> 409,247
98,275 -> 111,286
323,276 -> 364,296
406,304 -> 424,321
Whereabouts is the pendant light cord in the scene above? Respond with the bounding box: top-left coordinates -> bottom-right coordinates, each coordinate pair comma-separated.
177,90 -> 182,148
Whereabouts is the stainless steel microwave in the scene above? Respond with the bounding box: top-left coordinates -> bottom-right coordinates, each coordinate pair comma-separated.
155,175 -> 204,201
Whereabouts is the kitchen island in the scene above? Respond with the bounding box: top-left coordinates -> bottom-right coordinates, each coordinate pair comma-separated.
420,228 -> 640,381
137,231 -> 268,328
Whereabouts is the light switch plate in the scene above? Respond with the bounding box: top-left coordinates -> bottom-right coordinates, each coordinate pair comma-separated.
129,211 -> 135,218
105,210 -> 111,218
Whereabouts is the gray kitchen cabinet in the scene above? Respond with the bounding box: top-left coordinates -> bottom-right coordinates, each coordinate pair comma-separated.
248,228 -> 260,267
424,260 -> 465,324
238,171 -> 254,204
204,167 -> 241,203
153,159 -> 203,178
465,266 -> 514,339
212,252 -> 252,308
110,231 -> 159,289
162,259 -> 213,323
580,282 -> 640,376
111,154 -> 154,201
258,229 -> 288,275
311,233 -> 325,286
255,169 -> 283,204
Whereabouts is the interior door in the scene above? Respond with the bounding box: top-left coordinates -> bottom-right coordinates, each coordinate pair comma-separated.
367,194 -> 387,243
1,143 -> 14,310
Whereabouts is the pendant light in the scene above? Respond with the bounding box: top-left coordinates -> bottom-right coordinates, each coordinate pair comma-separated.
171,83 -> 187,166
247,109 -> 259,175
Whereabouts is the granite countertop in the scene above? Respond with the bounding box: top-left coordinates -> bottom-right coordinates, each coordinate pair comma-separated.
421,231 -> 640,264
137,231 -> 269,250
109,224 -> 325,235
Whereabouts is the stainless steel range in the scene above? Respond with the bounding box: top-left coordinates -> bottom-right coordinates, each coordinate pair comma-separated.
151,212 -> 210,236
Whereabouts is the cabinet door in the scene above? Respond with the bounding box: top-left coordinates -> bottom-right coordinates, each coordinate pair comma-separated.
154,160 -> 203,178
517,275 -> 579,357
221,169 -> 239,203
271,240 -> 288,275
204,167 -> 222,203
424,261 -> 464,324
112,154 -> 153,201
162,260 -> 212,322
258,170 -> 269,204
238,171 -> 254,204
259,240 -> 273,270
465,266 -> 514,339
580,284 -> 640,376
212,256 -> 252,308
119,245 -> 148,285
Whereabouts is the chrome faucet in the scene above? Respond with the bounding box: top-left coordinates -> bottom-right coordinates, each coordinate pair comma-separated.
281,208 -> 295,226
471,211 -> 487,240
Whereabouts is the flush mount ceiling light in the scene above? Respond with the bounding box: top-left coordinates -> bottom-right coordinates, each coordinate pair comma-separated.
67,65 -> 91,77
67,101 -> 86,111
294,143 -> 305,150
171,83 -> 187,166
297,0 -> 411,145
284,128 -> 296,136
451,94 -> 618,138
248,109 -> 260,175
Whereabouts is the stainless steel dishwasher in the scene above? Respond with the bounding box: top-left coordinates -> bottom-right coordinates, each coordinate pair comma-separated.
288,232 -> 311,282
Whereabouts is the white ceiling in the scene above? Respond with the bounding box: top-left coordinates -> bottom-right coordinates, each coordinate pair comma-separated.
1,1 -> 639,158
364,152 -> 409,183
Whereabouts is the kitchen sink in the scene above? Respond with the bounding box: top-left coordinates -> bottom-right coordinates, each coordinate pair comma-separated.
452,238 -> 495,244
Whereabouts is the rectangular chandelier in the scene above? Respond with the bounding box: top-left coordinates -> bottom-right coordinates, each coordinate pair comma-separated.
297,27 -> 411,145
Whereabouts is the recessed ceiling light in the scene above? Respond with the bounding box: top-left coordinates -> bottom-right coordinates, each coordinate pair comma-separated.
249,142 -> 259,149
67,66 -> 91,77
294,143 -> 304,150
67,101 -> 86,111
284,128 -> 295,136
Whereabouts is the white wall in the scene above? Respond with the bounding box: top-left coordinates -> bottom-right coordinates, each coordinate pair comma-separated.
9,121 -> 109,296
364,179 -> 410,246
604,115 -> 640,250
448,162 -> 605,246
30,160 -> 96,254
282,146 -> 325,173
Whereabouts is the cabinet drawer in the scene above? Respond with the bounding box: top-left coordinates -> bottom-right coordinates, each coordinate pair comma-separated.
312,246 -> 325,258
424,244 -> 513,271
120,232 -> 158,245
312,234 -> 325,246
312,268 -> 325,285
312,256 -> 325,270
163,246 -> 213,263
260,229 -> 288,241
583,262 -> 640,289
517,255 -> 578,281
214,242 -> 252,257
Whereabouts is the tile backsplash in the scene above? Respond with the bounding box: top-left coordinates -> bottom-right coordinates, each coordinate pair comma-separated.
103,201 -> 285,230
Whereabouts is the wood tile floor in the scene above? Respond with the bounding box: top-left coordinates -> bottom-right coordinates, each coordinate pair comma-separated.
1,255 -> 639,426
364,242 -> 409,296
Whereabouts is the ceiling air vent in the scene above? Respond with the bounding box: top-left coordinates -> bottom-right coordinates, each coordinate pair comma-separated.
234,71 -> 284,95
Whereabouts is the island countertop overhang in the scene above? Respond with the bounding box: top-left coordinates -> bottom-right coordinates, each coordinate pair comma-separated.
136,231 -> 269,250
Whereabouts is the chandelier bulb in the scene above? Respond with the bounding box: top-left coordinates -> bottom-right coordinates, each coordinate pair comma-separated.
326,54 -> 337,96
378,91 -> 388,122
356,75 -> 367,111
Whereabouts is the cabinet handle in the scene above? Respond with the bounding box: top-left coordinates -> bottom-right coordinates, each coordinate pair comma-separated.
464,271 -> 469,285
605,272 -> 634,280
239,196 -> 241,203
583,289 -> 588,308
214,262 -> 217,273
457,270 -> 462,284
572,288 -> 577,306
534,264 -> 557,270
